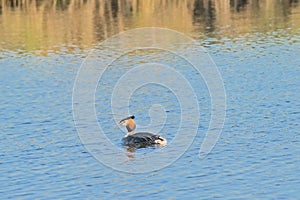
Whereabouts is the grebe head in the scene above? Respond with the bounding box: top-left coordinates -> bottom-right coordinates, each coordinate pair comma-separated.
118,115 -> 136,133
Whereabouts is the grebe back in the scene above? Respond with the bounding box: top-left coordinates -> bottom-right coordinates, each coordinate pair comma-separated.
118,116 -> 167,148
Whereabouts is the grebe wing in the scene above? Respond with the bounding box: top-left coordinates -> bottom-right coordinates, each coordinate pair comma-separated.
133,132 -> 167,146
122,132 -> 157,147
132,132 -> 155,139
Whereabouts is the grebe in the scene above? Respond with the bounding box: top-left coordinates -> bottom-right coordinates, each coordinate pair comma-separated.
118,116 -> 167,148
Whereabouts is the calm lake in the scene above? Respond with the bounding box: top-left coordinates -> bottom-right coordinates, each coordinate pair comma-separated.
1,0 -> 300,199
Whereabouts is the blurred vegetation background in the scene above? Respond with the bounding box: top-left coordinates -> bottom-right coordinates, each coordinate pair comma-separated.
0,0 -> 299,53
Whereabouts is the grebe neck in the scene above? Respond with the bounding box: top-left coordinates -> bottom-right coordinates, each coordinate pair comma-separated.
125,131 -> 135,138
126,119 -> 136,132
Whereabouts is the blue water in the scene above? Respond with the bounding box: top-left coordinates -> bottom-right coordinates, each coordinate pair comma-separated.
1,31 -> 300,199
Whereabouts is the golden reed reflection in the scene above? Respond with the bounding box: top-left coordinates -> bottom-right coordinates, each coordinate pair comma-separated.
0,0 -> 299,53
